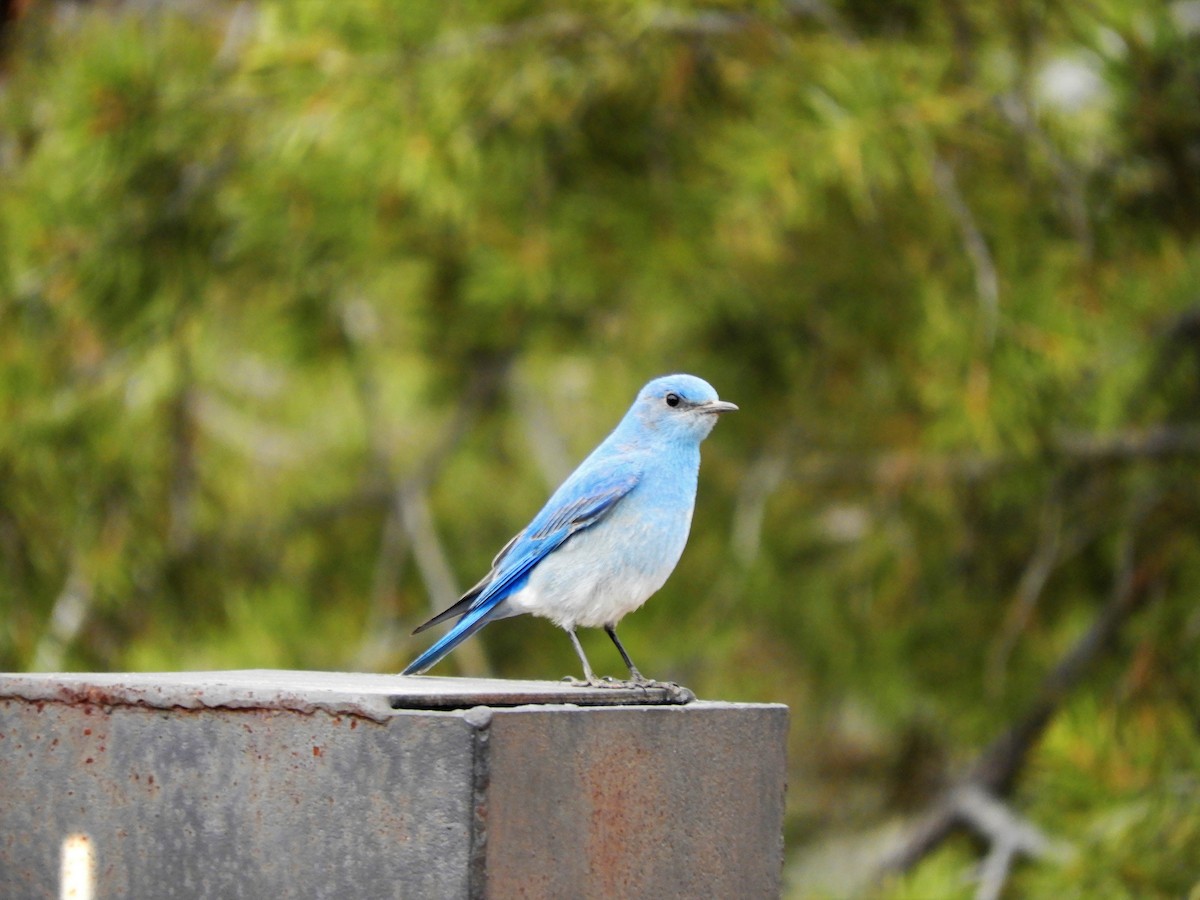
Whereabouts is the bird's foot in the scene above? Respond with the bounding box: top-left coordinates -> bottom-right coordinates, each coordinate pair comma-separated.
562,674 -> 695,703
561,675 -> 626,689
630,678 -> 696,704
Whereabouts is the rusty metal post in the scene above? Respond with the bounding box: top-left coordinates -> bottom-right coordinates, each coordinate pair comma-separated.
0,671 -> 787,898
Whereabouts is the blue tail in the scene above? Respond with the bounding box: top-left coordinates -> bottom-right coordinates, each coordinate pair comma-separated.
401,602 -> 498,675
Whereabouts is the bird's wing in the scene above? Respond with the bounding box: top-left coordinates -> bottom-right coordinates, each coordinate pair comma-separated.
477,468 -> 639,605
412,462 -> 641,633
402,461 -> 642,674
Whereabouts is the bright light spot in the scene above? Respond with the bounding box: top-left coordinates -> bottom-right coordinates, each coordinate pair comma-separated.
820,504 -> 870,542
1036,56 -> 1106,113
59,833 -> 95,900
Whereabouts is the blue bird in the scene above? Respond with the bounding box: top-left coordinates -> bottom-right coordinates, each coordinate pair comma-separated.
402,373 -> 737,685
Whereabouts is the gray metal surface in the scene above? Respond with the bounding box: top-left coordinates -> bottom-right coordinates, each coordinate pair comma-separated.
0,669 -> 693,719
482,701 -> 790,898
0,671 -> 787,899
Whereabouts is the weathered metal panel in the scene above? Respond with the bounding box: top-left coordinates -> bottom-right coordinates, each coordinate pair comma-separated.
0,698 -> 477,899
482,702 -> 790,899
0,672 -> 787,899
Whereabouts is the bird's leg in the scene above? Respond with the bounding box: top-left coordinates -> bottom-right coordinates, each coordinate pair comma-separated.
605,624 -> 649,684
562,627 -> 607,687
603,624 -> 696,703
562,625 -> 695,702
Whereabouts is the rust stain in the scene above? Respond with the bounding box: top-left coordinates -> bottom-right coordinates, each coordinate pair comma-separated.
1,682 -> 396,726
581,740 -> 664,897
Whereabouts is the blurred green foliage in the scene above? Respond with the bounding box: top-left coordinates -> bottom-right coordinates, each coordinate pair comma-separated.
2,1 -> 1200,896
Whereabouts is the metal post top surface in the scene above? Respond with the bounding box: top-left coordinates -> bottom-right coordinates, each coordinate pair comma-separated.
0,670 -> 784,722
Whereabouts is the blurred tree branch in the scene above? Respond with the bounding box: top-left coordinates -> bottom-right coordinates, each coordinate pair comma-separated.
954,784 -> 1061,900
932,156 -> 1000,348
879,514 -> 1165,879
30,557 -> 92,673
986,489 -> 1102,694
732,447 -> 789,567
510,371 -> 572,489
341,301 -> 507,675
790,425 -> 1200,487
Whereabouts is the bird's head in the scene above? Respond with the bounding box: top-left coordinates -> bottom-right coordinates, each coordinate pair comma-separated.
630,374 -> 738,443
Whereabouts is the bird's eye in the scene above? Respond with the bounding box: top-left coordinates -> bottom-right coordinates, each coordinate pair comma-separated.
665,392 -> 681,408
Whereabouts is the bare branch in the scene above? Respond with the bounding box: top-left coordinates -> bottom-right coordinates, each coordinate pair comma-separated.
1005,100 -> 1094,259
430,11 -> 590,57
932,156 -> 1000,347
216,1 -> 256,66
1051,425 -> 1200,464
783,0 -> 859,43
987,499 -> 1064,693
510,374 -> 573,489
952,784 -> 1061,900
349,503 -> 410,672
732,449 -> 789,566
880,530 -> 1161,877
426,3 -> 839,61
338,300 -> 508,675
790,425 -> 1200,488
31,561 -> 93,672
167,342 -> 199,556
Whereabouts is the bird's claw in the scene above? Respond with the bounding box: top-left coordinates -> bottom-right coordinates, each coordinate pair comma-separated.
561,675 -> 620,689
629,678 -> 696,703
561,674 -> 695,703
560,674 -> 640,689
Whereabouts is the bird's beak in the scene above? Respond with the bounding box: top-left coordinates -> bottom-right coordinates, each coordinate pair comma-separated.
699,400 -> 739,414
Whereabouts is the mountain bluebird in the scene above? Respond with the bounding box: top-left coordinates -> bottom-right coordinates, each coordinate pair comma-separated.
402,373 -> 737,685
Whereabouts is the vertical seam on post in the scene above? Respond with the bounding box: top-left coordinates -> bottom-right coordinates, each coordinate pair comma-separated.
463,705 -> 493,899
775,709 -> 790,896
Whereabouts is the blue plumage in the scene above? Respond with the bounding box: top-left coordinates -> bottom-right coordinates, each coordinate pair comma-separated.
402,373 -> 736,683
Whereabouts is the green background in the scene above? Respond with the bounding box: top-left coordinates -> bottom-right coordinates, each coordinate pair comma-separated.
3,2 -> 1200,896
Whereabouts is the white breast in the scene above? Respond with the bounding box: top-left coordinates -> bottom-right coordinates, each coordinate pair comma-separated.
504,492 -> 694,630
